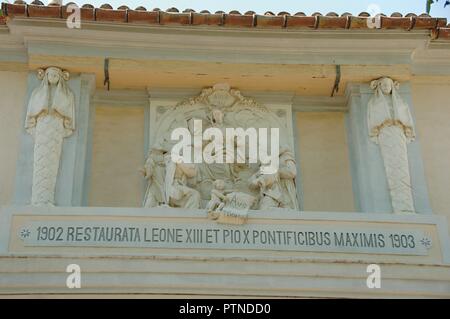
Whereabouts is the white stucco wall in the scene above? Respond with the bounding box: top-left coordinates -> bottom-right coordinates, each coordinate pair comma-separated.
89,106 -> 145,207
0,71 -> 27,207
412,81 -> 450,223
296,112 -> 355,212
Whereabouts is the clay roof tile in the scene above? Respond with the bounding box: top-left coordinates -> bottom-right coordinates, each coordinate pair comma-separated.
1,2 -> 448,40
391,12 -> 403,17
99,3 -> 112,9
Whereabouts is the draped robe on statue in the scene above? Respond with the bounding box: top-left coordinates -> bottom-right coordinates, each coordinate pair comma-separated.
367,78 -> 415,213
25,68 -> 75,206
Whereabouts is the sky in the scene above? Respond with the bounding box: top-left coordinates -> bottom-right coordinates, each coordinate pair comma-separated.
44,0 -> 450,20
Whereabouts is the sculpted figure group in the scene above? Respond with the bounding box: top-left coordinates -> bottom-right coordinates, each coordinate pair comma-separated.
142,84 -> 300,215
142,116 -> 299,213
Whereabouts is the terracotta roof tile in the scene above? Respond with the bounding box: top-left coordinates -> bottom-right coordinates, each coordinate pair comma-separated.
256,14 -> 285,28
160,11 -> 190,25
286,15 -> 317,28
99,3 -> 112,10
3,2 -> 27,17
348,16 -> 369,29
391,12 -> 403,17
380,16 -> 413,30
191,12 -> 222,26
432,27 -> 450,39
28,4 -> 61,18
318,16 -> 347,28
166,7 -> 179,13
62,4 -> 94,21
127,9 -> 159,24
95,7 -> 127,22
1,2 -> 449,40
223,13 -> 254,27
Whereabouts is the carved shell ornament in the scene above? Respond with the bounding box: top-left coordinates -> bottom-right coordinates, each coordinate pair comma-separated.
176,83 -> 265,111
151,83 -> 290,155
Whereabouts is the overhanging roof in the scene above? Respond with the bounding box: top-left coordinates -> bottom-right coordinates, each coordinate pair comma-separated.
2,1 -> 450,40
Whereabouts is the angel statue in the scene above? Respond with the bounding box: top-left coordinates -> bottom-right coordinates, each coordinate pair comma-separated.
368,77 -> 416,213
25,67 -> 75,206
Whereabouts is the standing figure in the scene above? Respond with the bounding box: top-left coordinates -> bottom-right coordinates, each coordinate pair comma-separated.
368,77 -> 416,213
142,149 -> 166,207
278,147 -> 299,210
25,67 -> 75,206
249,146 -> 299,210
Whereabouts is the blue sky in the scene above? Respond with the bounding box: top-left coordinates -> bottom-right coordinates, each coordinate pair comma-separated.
49,0 -> 450,19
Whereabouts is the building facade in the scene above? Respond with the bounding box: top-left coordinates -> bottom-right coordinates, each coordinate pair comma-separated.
0,2 -> 450,298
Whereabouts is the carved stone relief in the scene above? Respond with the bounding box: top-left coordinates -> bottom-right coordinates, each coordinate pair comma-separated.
368,77 -> 416,213
26,67 -> 75,206
143,83 -> 299,221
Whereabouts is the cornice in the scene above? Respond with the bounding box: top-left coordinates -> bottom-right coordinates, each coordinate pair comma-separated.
7,17 -> 431,66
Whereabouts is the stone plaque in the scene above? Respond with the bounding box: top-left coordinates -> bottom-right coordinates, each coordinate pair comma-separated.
17,220 -> 432,256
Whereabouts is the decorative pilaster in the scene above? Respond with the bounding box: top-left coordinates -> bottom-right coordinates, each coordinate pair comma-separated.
345,80 -> 431,214
13,68 -> 95,207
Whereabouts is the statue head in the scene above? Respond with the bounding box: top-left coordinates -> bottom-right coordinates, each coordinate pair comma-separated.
37,67 -> 69,86
213,179 -> 225,190
370,77 -> 400,95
